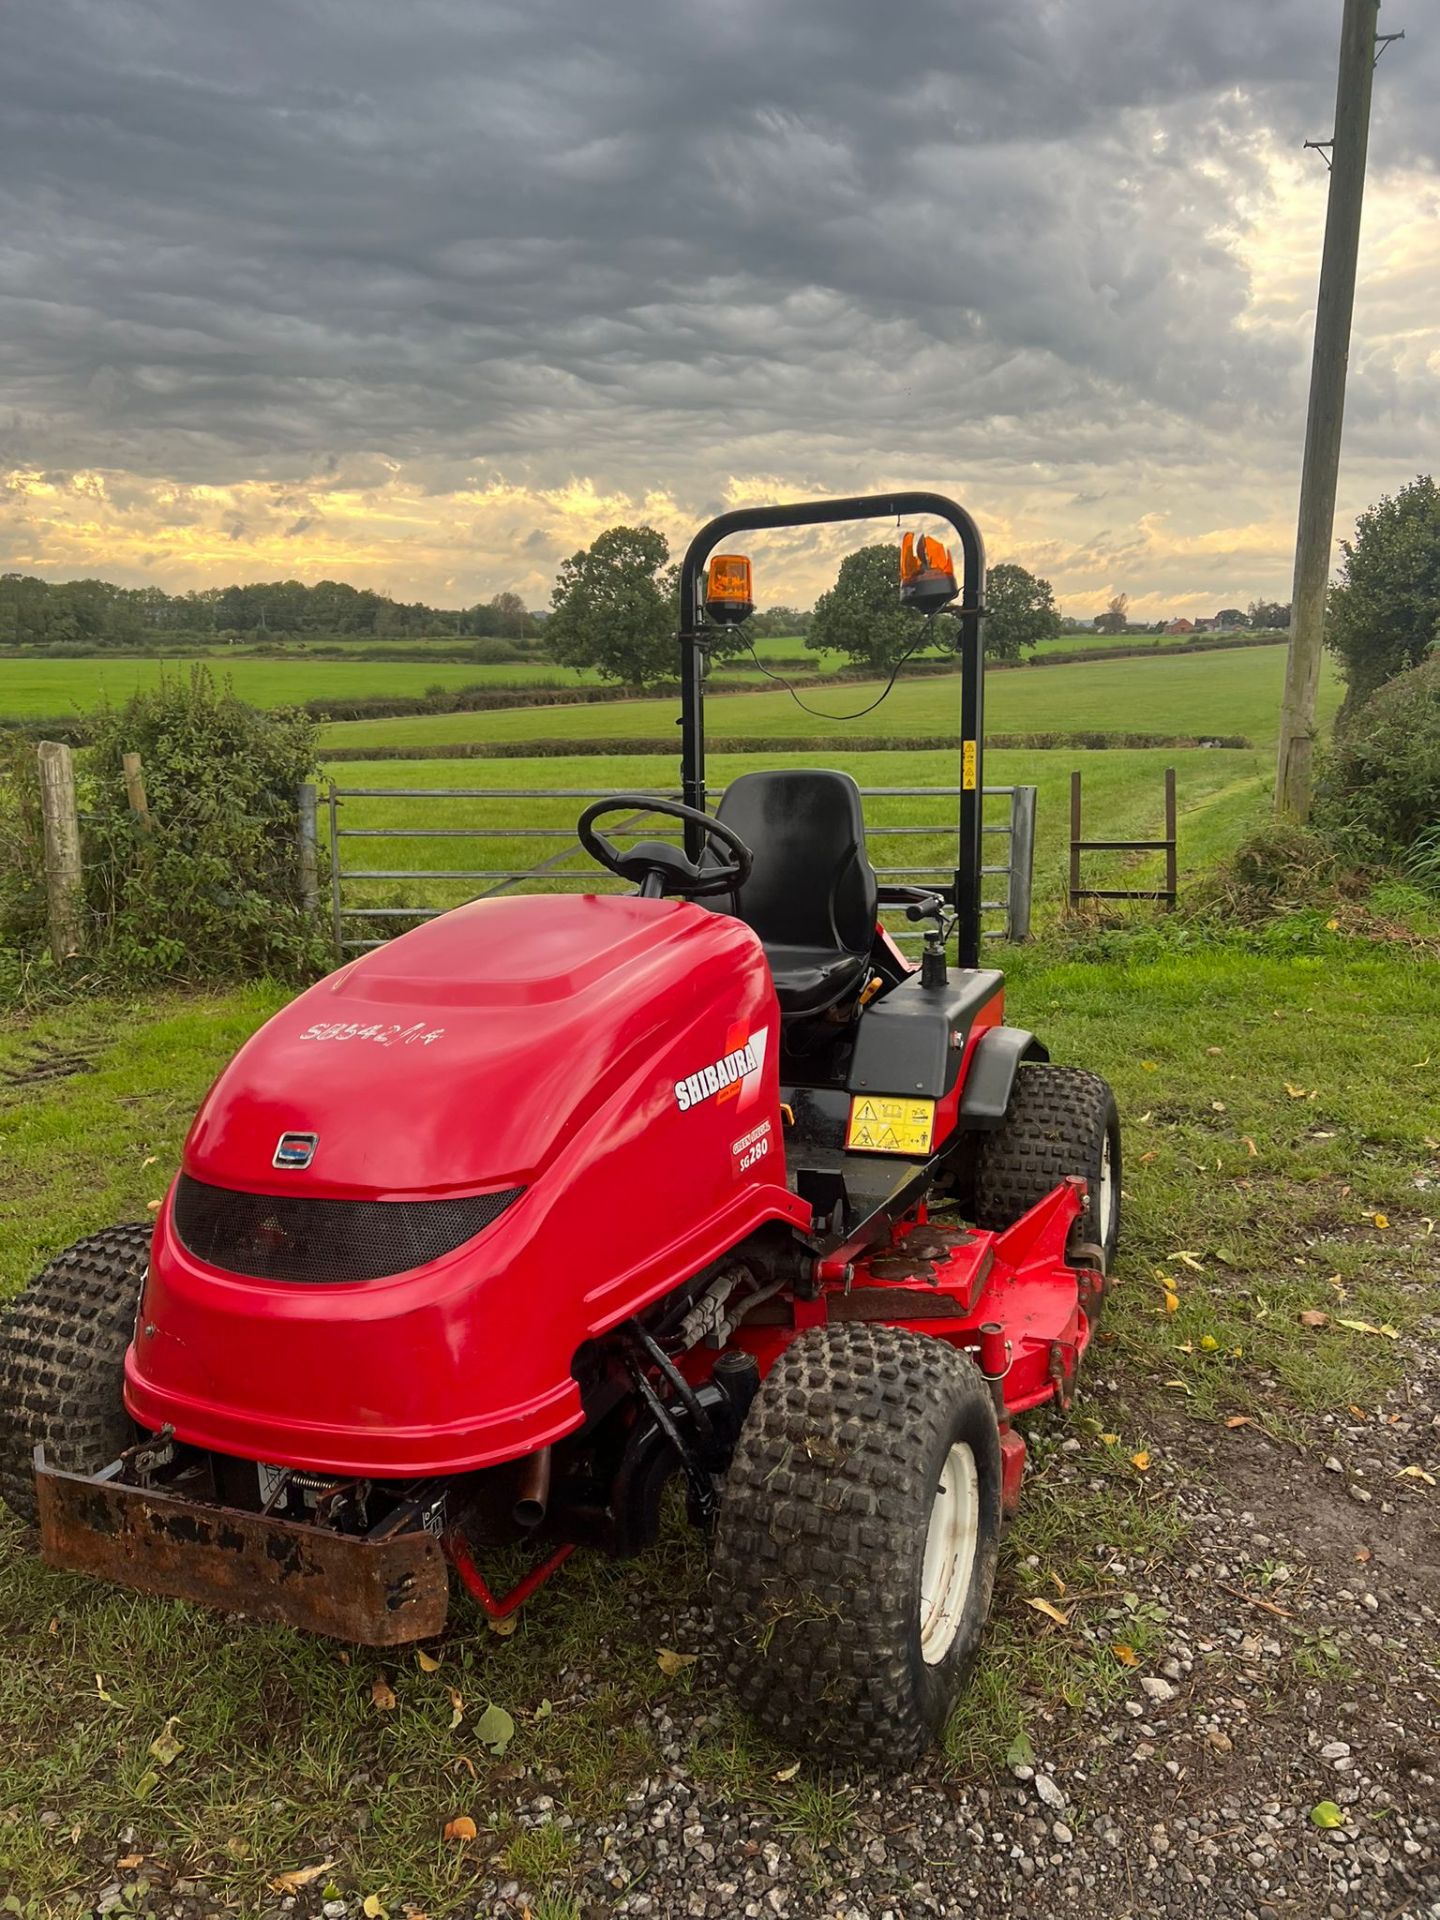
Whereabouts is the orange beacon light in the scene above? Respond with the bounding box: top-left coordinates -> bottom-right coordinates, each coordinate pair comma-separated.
704,554 -> 754,625
899,531 -> 958,614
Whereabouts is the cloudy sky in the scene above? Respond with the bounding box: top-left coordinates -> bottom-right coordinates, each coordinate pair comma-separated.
1,0 -> 1436,619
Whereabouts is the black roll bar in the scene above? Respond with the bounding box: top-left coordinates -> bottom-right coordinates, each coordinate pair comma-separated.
675,493 -> 988,967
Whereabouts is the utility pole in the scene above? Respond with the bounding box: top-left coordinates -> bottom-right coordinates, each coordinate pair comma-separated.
1274,0 -> 1380,819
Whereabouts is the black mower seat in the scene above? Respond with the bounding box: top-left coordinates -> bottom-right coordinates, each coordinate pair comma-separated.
707,769 -> 878,1017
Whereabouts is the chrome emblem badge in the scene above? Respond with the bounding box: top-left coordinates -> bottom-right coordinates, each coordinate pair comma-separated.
273,1130 -> 319,1170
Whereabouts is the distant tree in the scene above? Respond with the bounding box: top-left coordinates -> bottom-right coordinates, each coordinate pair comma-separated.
749,605 -> 811,640
1248,599 -> 1290,630
1214,608 -> 1248,631
1093,593 -> 1129,635
546,525 -> 678,687
1326,475 -> 1440,714
984,563 -> 1061,661
807,544 -> 938,673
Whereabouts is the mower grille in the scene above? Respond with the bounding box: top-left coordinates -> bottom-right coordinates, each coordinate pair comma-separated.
171,1174 -> 523,1284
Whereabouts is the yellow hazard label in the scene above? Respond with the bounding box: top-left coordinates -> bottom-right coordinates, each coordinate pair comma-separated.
846,1094 -> 935,1156
961,740 -> 977,790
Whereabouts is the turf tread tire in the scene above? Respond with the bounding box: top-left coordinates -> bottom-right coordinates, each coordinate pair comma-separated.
712,1324 -> 1000,1768
973,1064 -> 1120,1262
0,1222 -> 150,1524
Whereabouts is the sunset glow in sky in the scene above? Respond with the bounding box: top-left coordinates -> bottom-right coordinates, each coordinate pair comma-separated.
2,1 -> 1436,619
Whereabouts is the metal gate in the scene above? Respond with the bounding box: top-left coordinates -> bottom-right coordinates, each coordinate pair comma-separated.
321,782 -> 1036,957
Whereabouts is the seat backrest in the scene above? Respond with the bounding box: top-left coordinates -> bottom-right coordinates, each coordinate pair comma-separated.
710,769 -> 877,956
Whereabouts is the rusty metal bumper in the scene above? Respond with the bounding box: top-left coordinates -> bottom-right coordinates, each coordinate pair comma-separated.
35,1458 -> 450,1646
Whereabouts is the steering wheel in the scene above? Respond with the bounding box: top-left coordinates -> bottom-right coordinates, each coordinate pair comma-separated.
575,795 -> 754,899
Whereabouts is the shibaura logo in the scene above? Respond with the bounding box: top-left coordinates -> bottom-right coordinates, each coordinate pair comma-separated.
674,1025 -> 769,1114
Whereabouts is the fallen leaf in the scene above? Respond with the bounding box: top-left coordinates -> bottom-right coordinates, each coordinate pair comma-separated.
448,1687 -> 464,1730
1163,1291 -> 1179,1314
1025,1597 -> 1071,1626
1163,1379 -> 1191,1394
487,1614 -> 518,1638
1310,1801 -> 1345,1831
146,1199 -> 162,1213
1199,1335 -> 1220,1352
1111,1643 -> 1139,1667
474,1703 -> 515,1755
1372,1213 -> 1390,1230
1284,1083 -> 1310,1099
1049,1571 -> 1068,1596
1207,1045 -> 1224,1056
1140,1150 -> 1157,1165
416,1649 -> 442,1674
442,1816 -> 477,1844
1397,1465 -> 1436,1485
362,1896 -> 388,1920
1136,1110 -> 1153,1123
269,1863 -> 337,1895
533,1699 -> 553,1721
1211,1101 -> 1226,1113
1141,1061 -> 1157,1073
1242,1135 -> 1258,1156
1348,1404 -> 1368,1421
1298,1310 -> 1329,1329
1099,1431 -> 1120,1445
1170,1251 -> 1206,1272
1354,1547 -> 1371,1564
1336,1319 -> 1399,1340
141,1154 -> 158,1168
1325,917 -> 1340,932
657,1649 -> 698,1677
371,1676 -> 397,1712
773,1760 -> 802,1782
117,1855 -> 145,1869
95,1674 -> 117,1706
1129,1451 -> 1151,1472
148,1718 -> 183,1767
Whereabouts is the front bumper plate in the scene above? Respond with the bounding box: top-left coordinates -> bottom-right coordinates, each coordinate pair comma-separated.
36,1457 -> 449,1646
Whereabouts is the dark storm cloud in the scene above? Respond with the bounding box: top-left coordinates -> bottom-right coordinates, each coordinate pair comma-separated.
0,0 -> 1435,512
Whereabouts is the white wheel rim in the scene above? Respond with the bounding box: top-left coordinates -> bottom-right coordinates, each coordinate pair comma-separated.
1097,1132 -> 1116,1244
919,1441 -> 980,1665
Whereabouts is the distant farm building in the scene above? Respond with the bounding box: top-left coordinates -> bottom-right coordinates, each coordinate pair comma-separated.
1164,619 -> 1194,635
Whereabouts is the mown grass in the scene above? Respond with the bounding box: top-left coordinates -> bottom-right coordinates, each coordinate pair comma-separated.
0,924 -> 1434,1913
316,644 -> 1337,755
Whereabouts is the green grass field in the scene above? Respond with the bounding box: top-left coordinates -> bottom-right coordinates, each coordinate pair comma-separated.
317,645 -> 1334,755
1,930 -> 1435,1913
0,631 -> 1294,721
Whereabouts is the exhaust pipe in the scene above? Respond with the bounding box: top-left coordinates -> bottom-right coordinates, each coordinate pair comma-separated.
512,1447 -> 552,1531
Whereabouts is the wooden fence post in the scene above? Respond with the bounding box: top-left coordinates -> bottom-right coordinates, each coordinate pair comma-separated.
121,751 -> 152,830
36,740 -> 84,963
297,781 -> 319,915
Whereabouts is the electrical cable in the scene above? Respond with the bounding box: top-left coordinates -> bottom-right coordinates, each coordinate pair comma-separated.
734,615 -> 956,723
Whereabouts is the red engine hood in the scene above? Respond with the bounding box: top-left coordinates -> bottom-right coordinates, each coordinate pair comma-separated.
184,893 -> 754,1198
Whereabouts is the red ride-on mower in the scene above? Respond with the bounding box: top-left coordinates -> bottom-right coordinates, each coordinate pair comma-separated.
0,493 -> 1120,1765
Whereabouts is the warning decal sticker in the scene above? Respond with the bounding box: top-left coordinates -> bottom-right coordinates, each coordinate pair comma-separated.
846,1094 -> 935,1156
